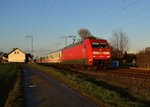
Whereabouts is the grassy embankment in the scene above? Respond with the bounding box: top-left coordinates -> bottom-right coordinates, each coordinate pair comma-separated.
31,63 -> 150,107
0,63 -> 24,107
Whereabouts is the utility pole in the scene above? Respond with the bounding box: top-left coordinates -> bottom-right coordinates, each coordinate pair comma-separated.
26,35 -> 33,58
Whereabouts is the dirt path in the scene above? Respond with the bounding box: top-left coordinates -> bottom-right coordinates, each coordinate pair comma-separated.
22,64 -> 97,107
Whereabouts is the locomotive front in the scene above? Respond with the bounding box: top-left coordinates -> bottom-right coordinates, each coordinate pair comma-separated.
91,39 -> 110,59
87,38 -> 111,68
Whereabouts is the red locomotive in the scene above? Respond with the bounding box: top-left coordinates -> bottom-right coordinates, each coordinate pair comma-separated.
37,37 -> 111,69
61,37 -> 110,68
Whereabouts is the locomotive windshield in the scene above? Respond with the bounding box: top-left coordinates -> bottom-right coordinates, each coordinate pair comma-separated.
92,42 -> 108,48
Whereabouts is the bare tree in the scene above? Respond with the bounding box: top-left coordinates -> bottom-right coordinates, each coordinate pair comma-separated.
110,29 -> 129,59
78,28 -> 94,41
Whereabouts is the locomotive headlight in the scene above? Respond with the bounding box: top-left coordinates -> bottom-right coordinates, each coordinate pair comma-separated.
89,59 -> 93,64
93,52 -> 99,54
89,59 -> 93,61
103,52 -> 110,55
107,56 -> 110,58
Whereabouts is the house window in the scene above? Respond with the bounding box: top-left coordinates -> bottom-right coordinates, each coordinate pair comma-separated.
14,51 -> 19,54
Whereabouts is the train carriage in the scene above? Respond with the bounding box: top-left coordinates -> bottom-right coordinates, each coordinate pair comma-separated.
46,50 -> 62,63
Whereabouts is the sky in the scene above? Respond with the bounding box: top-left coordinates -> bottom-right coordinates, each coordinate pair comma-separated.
0,0 -> 150,57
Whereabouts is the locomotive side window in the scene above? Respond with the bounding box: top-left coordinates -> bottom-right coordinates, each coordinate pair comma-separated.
92,42 -> 108,48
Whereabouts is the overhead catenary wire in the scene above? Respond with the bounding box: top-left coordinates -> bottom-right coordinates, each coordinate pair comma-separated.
106,5 -> 150,27
120,13 -> 150,28
86,0 -> 143,38
105,4 -> 150,33
31,0 -> 57,35
85,0 -> 122,28
85,0 -> 122,27
39,0 -> 57,27
30,0 -> 57,57
46,0 -> 57,17
88,0 -> 141,29
100,4 -> 150,34
31,0 -> 47,35
95,11 -> 150,37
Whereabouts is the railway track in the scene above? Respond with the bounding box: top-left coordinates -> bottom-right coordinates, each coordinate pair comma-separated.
39,63 -> 150,80
106,69 -> 150,79
67,68 -> 150,80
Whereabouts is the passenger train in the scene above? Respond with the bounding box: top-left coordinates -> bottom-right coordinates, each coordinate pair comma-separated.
36,37 -> 111,69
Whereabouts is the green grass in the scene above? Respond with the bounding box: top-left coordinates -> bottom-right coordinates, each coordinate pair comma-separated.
31,63 -> 150,107
4,68 -> 24,107
0,63 -> 24,107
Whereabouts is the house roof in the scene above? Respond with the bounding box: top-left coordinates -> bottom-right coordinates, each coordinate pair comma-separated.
7,48 -> 26,55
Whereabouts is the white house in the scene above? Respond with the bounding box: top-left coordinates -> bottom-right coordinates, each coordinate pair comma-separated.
8,48 -> 26,62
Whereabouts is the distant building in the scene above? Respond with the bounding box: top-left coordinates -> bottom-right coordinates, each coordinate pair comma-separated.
0,52 -> 7,63
123,51 -> 136,64
8,48 -> 26,62
136,48 -> 150,69
145,47 -> 150,52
